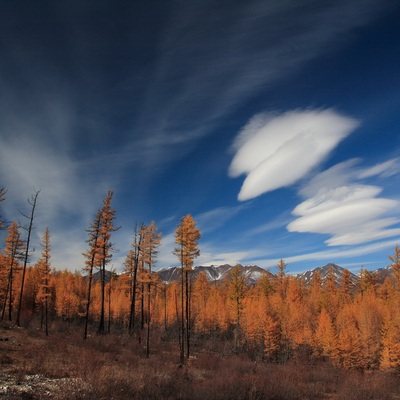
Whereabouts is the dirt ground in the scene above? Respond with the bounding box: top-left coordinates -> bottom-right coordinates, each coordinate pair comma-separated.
0,325 -> 86,400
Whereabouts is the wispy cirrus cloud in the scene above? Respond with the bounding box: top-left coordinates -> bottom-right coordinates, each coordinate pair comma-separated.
127,0 -> 392,166
263,238 -> 400,272
229,109 -> 359,201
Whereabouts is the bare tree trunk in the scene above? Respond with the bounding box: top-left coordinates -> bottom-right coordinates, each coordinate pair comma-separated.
1,266 -> 13,321
98,261 -> 106,334
129,227 -> 142,335
185,269 -> 190,360
84,264 -> 94,339
180,265 -> 185,364
44,275 -> 49,336
16,190 -> 39,327
108,279 -> 112,334
146,282 -> 151,358
164,283 -> 168,334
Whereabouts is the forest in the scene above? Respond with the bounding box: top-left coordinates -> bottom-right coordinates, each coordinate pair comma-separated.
2,187 -> 400,398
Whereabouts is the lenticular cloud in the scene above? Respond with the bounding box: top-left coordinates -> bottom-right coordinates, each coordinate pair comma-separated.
229,109 -> 359,201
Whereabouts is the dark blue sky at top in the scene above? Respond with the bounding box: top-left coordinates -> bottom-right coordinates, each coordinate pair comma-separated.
0,0 -> 399,273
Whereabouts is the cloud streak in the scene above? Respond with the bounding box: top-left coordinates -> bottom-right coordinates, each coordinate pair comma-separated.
264,238 -> 400,272
288,159 -> 400,246
229,109 -> 359,201
126,0 -> 391,168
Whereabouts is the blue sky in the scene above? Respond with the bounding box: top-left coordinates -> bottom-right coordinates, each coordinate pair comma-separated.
0,0 -> 400,275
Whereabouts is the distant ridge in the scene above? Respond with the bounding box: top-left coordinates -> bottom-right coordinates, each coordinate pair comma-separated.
296,263 -> 359,286
156,264 -> 270,284
156,262 -> 393,286
84,263 -> 392,286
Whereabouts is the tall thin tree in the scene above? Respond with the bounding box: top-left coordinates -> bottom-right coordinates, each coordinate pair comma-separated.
140,221 -> 161,357
1,221 -> 24,321
173,214 -> 201,364
124,222 -> 144,335
16,189 -> 40,327
226,264 -> 248,350
97,190 -> 118,335
83,209 -> 102,339
37,227 -> 51,336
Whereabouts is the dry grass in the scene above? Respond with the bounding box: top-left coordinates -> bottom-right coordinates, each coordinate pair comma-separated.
1,322 -> 400,399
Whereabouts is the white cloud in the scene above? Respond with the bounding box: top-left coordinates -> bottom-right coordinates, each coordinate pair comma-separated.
229,109 -> 359,201
288,160 -> 400,246
197,251 -> 251,267
358,158 -> 400,179
264,238 -> 400,269
0,132 -> 116,270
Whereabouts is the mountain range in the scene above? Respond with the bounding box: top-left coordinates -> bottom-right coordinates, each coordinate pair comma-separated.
156,263 -> 392,286
157,264 -> 270,285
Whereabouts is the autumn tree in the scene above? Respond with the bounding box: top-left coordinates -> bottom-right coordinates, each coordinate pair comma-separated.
16,189 -> 40,327
139,221 -> 161,357
83,209 -> 102,339
1,221 -> 24,321
380,309 -> 400,371
173,214 -> 201,364
338,268 -> 354,304
321,265 -> 339,318
358,268 -> 377,297
124,222 -> 144,335
263,314 -> 281,362
54,270 -> 84,322
315,308 -> 337,361
226,264 -> 248,350
275,259 -> 287,299
389,245 -> 400,289
192,272 -> 210,334
36,227 -> 52,335
97,190 -> 118,334
256,272 -> 274,298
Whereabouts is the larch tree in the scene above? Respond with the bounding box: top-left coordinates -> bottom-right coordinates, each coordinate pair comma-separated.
192,272 -> 210,334
315,308 -> 337,361
321,265 -> 339,318
83,191 -> 119,337
97,190 -> 118,335
338,268 -> 354,304
380,310 -> 400,371
36,227 -> 52,336
1,221 -> 25,321
124,222 -> 144,335
275,259 -> 287,299
139,221 -> 161,357
83,209 -> 103,339
389,245 -> 400,289
263,314 -> 281,362
358,268 -> 377,297
226,264 -> 248,350
173,214 -> 201,364
16,189 -> 40,327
